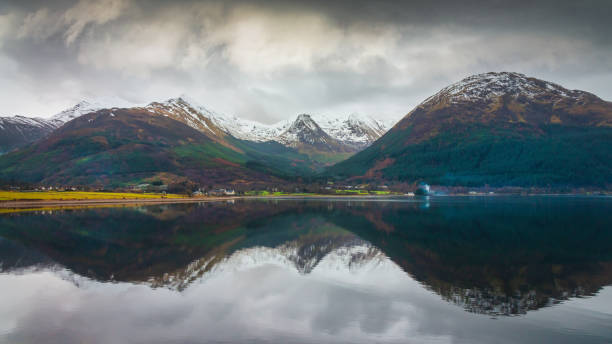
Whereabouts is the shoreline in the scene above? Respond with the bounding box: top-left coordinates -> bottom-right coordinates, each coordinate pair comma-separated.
0,197 -> 236,209
1,193 -> 610,210
0,194 -> 403,209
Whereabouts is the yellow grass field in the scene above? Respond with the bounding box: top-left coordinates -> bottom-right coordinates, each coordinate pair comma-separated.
0,190 -> 186,201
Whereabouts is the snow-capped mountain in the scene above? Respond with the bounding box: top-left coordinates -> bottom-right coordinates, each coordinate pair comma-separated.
50,97 -> 138,125
44,95 -> 393,149
409,71 -> 612,129
311,113 -> 390,149
423,71 -> 602,108
143,97 -> 391,154
274,114 -> 350,152
3,95 -> 391,161
326,71 -> 612,184
0,115 -> 58,153
143,97 -> 234,145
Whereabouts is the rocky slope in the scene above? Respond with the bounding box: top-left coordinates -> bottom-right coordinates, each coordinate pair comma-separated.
327,72 -> 612,187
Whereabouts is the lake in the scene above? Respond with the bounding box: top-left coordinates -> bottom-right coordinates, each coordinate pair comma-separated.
1,196 -> 611,343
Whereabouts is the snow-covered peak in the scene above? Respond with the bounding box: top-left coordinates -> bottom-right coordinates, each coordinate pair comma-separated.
144,98 -> 391,149
311,113 -> 389,148
288,114 -> 321,133
423,72 -> 594,106
0,115 -> 57,129
145,96 -> 273,140
234,112 -> 390,149
50,101 -> 98,124
276,113 -> 335,148
0,115 -> 59,153
43,96 -> 391,150
50,97 -> 137,125
149,97 -> 392,149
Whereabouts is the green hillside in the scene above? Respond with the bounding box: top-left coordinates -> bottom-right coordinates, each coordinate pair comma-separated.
0,109 -> 292,187
329,124 -> 612,186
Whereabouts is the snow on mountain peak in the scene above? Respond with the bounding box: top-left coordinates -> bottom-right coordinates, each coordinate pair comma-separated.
42,95 -> 393,150
0,115 -> 56,128
311,113 -> 389,148
423,71 -> 593,106
275,113 -> 330,147
143,98 -> 391,149
289,114 -> 320,132
50,97 -> 137,124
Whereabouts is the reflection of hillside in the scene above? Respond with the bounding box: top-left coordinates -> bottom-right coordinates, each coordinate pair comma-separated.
404,245 -> 612,315
0,202 -> 294,282
325,198 -> 612,315
0,238 -> 54,273
0,198 -> 611,315
432,265 -> 612,316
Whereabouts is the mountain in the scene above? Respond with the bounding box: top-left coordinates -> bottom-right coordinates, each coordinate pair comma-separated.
0,116 -> 58,154
0,98 -> 138,154
271,114 -> 354,163
243,113 -> 391,163
143,97 -> 390,165
327,72 -> 612,187
0,108 -> 288,187
4,96 -> 389,170
142,98 -> 322,175
0,96 -> 389,183
144,97 -> 245,148
231,112 -> 391,149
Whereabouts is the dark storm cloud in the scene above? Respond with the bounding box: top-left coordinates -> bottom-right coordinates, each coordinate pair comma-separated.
0,0 -> 611,122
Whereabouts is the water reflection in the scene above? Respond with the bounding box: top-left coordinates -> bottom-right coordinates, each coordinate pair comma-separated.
2,198 -> 611,314
0,197 -> 611,343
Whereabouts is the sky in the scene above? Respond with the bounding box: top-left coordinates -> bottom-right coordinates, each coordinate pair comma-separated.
0,0 -> 611,123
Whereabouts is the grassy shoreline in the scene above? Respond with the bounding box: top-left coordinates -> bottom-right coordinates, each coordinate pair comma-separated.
1,190 -> 609,211
0,190 -> 186,202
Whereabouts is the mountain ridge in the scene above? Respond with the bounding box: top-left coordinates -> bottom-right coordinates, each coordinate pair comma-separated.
0,96 -> 392,172
142,97 -> 391,161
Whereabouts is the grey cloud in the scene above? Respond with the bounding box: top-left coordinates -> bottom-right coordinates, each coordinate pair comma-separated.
0,0 -> 610,122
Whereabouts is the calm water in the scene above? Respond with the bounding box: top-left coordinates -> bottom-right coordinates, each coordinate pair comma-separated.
1,196 -> 611,343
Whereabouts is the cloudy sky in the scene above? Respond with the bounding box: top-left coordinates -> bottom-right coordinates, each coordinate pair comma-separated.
0,0 -> 611,123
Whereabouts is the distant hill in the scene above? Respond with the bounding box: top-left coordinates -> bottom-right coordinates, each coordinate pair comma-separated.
0,116 -> 58,154
0,109 -> 290,187
0,98 -> 137,155
326,72 -> 612,187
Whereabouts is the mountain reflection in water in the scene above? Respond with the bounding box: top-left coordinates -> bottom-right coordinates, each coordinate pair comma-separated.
0,197 -> 611,343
